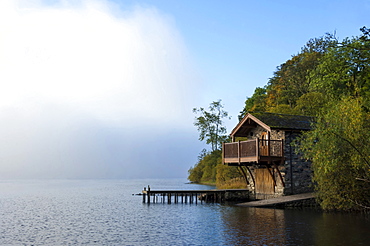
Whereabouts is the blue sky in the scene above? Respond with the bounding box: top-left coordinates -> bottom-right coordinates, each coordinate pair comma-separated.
0,0 -> 368,179
110,0 -> 369,127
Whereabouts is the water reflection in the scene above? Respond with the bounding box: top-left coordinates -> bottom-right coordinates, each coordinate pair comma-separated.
220,206 -> 370,246
221,207 -> 287,245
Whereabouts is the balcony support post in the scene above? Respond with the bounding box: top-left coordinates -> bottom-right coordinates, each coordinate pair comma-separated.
256,138 -> 259,163
222,142 -> 225,164
267,132 -> 271,157
238,140 -> 241,164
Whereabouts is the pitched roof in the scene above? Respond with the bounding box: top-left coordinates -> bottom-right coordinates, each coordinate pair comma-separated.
230,112 -> 314,137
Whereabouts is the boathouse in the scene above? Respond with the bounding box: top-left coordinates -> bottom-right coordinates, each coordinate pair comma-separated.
222,112 -> 314,199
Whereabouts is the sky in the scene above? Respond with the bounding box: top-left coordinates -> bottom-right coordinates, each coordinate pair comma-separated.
0,0 -> 368,179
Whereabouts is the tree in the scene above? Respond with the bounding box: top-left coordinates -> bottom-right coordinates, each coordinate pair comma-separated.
216,163 -> 247,189
193,100 -> 230,152
188,149 -> 222,184
299,97 -> 370,210
309,33 -> 370,105
189,100 -> 239,185
239,87 -> 267,119
239,35 -> 333,116
188,149 -> 207,182
267,36 -> 333,110
293,92 -> 326,116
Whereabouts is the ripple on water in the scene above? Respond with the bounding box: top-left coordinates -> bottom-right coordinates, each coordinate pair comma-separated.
1,179 -> 370,245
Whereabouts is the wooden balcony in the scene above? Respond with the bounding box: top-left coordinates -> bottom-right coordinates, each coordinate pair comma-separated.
222,139 -> 284,165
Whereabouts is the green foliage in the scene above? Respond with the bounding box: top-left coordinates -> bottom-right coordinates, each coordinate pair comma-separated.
268,104 -> 295,115
265,37 -> 332,111
189,100 -> 242,186
295,28 -> 370,210
239,34 -> 334,116
309,36 -> 370,103
216,177 -> 248,189
187,149 -> 245,187
188,150 -> 222,183
239,87 -> 267,119
193,100 -> 230,151
240,28 -> 370,118
187,166 -> 202,183
299,97 -> 370,210
216,164 -> 243,184
293,92 -> 326,116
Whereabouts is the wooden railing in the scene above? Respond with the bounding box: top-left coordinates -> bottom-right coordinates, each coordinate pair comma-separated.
223,139 -> 283,163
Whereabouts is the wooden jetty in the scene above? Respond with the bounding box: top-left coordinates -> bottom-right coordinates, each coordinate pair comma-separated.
236,192 -> 315,208
141,186 -> 249,204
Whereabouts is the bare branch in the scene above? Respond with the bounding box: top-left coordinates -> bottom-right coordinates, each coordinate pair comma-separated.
331,131 -> 370,169
356,178 -> 370,183
350,199 -> 370,210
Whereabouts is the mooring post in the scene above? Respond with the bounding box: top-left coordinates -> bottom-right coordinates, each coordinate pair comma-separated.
143,187 -> 146,203
147,185 -> 150,204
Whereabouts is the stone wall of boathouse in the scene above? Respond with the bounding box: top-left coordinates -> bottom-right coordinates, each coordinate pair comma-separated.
283,131 -> 313,195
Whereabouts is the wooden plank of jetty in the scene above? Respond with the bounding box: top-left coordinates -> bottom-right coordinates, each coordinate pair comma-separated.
236,192 -> 315,208
141,188 -> 249,204
142,189 -> 248,194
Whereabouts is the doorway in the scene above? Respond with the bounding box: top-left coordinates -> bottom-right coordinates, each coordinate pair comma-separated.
260,132 -> 269,156
255,168 -> 275,199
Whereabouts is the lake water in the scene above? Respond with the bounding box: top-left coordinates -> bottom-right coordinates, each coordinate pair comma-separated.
0,179 -> 369,245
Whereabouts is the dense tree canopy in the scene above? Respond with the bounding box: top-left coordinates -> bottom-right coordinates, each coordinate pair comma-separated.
299,28 -> 370,210
300,97 -> 370,210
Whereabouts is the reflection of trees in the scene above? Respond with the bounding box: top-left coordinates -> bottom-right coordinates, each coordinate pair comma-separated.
313,212 -> 370,245
221,207 -> 370,245
221,207 -> 287,245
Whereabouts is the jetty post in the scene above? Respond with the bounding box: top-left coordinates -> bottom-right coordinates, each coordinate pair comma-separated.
142,187 -> 146,203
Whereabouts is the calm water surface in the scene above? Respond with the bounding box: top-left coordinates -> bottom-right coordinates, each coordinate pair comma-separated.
0,179 -> 369,245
